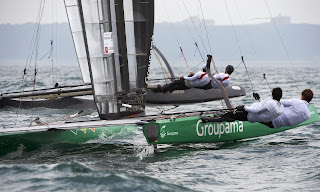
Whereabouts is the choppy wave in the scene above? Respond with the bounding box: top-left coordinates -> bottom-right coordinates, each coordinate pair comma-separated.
0,63 -> 319,191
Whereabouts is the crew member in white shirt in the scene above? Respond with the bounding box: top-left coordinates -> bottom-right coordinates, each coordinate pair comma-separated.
210,65 -> 234,89
156,65 -> 234,93
155,64 -> 211,93
262,89 -> 313,128
182,65 -> 211,88
201,87 -> 284,123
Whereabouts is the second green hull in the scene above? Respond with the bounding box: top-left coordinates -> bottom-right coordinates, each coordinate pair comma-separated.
0,125 -> 137,155
143,105 -> 320,145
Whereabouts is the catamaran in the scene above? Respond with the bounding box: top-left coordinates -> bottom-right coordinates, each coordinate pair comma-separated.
0,0 -> 318,154
143,56 -> 320,145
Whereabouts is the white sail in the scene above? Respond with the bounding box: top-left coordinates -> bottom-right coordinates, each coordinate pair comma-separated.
64,0 -> 154,119
64,0 -> 91,84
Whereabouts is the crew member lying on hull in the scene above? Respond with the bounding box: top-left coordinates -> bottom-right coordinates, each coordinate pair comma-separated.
261,89 -> 313,128
210,64 -> 234,89
201,87 -> 284,123
153,65 -> 234,93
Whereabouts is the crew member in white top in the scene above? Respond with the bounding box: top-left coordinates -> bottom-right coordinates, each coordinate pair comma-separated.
155,64 -> 234,93
244,95 -> 284,123
210,65 -> 234,89
201,87 -> 284,123
182,65 -> 211,88
262,89 -> 313,128
155,64 -> 211,93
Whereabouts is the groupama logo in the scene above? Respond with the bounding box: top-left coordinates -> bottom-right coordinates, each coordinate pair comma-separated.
196,120 -> 244,138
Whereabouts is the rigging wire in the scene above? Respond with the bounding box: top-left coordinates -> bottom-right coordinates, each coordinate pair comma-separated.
177,3 -> 204,62
198,0 -> 212,55
224,0 -> 243,57
54,3 -> 58,88
224,0 -> 256,93
180,1 -> 227,108
181,0 -> 220,73
179,0 -> 227,108
14,0 -> 47,127
263,0 -> 302,90
39,40 -> 53,60
199,1 -> 229,108
233,0 -> 271,91
32,0 -> 46,91
50,0 -> 57,87
198,0 -> 219,74
162,1 -> 190,71
152,48 -> 171,83
194,42 -> 204,61
23,1 -> 43,81
181,0 -> 208,54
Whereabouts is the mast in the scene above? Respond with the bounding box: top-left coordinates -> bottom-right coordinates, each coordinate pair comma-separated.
64,0 -> 154,119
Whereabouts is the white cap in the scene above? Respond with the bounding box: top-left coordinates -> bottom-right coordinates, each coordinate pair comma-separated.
202,64 -> 207,69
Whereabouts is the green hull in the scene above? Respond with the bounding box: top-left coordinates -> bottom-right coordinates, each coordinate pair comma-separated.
0,125 -> 137,155
143,105 -> 320,144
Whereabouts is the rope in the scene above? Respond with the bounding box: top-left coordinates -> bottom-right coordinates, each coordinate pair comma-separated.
233,0 -> 271,92
13,0 -> 46,128
224,0 -> 243,57
39,40 -> 53,60
152,49 -> 171,82
264,0 -> 302,89
179,47 -> 190,70
194,42 -> 204,61
181,0 -> 209,54
182,61 -> 204,76
54,0 -> 58,88
198,0 -> 219,74
181,0 -> 218,73
233,0 -> 267,75
177,3 -> 204,62
241,56 -> 255,93
198,0 -> 212,54
224,0 -> 253,93
251,74 -> 271,90
51,0 -> 55,87
162,1 -> 190,71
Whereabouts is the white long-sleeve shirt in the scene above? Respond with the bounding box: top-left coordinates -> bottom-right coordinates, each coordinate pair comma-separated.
211,73 -> 230,89
183,71 -> 210,87
271,99 -> 310,128
244,98 -> 284,123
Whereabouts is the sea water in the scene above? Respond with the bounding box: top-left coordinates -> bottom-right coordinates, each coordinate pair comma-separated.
0,61 -> 319,192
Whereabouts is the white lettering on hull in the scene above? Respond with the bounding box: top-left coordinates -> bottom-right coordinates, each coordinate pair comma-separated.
196,120 -> 244,138
160,125 -> 179,138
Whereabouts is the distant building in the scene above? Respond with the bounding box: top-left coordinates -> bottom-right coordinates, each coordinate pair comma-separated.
272,14 -> 291,25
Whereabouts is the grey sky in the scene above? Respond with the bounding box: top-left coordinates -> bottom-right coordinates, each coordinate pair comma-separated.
0,0 -> 319,25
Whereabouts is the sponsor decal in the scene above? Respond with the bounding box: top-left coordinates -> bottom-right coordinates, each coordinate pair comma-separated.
70,128 -> 95,135
160,125 -> 166,138
80,128 -> 87,133
232,86 -> 241,90
172,90 -> 185,94
196,120 -> 244,138
70,129 -> 78,135
160,125 -> 179,138
104,32 -> 114,54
